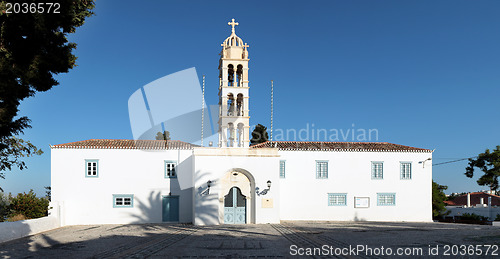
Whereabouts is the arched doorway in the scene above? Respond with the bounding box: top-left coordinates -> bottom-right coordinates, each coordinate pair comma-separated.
223,187 -> 246,224
218,168 -> 255,224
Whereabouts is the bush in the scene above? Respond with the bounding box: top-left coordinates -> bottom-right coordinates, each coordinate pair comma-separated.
460,213 -> 488,221
9,190 -> 49,219
495,214 -> 500,221
0,193 -> 11,222
6,214 -> 26,222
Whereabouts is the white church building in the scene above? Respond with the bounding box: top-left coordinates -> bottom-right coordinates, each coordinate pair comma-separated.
50,20 -> 433,226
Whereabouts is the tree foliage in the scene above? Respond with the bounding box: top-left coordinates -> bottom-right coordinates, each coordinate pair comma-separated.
465,145 -> 500,191
0,192 -> 10,222
250,124 -> 269,146
9,189 -> 49,219
155,131 -> 171,140
0,0 -> 94,180
432,180 -> 448,218
0,136 -> 43,191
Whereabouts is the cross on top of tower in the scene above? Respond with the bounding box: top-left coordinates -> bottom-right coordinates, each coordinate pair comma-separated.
228,18 -> 239,34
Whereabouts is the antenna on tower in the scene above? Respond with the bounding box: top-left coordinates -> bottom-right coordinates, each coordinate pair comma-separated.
201,75 -> 205,147
270,80 -> 274,141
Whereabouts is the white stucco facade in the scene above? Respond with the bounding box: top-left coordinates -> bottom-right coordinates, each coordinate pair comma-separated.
50,143 -> 432,226
51,147 -> 194,225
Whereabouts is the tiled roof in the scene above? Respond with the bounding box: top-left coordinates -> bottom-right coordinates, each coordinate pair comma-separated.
444,192 -> 500,206
51,139 -> 197,150
251,141 -> 432,152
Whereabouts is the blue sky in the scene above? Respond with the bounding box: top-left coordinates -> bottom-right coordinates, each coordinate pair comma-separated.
3,0 -> 500,195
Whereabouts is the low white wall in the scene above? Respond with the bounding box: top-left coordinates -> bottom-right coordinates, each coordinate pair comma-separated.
0,215 -> 60,243
446,207 -> 500,220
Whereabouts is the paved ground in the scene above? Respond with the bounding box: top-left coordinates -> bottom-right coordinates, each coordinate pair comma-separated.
1,221 -> 500,258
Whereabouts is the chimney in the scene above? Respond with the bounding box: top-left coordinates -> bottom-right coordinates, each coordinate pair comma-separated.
467,193 -> 471,207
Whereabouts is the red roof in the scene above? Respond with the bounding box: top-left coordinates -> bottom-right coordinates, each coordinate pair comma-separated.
51,139 -> 197,150
445,192 -> 500,206
251,141 -> 431,152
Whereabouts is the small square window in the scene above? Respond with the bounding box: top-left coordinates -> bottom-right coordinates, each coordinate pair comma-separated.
85,159 -> 99,178
400,162 -> 412,180
165,161 -> 177,178
279,160 -> 286,179
316,161 -> 328,179
377,193 -> 396,206
113,195 -> 133,208
371,162 -> 383,179
328,193 -> 347,206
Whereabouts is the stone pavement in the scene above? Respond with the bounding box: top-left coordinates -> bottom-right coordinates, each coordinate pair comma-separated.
1,221 -> 499,258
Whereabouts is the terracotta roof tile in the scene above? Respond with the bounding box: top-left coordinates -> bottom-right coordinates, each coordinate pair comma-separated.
51,139 -> 197,150
445,192 -> 500,206
251,141 -> 431,152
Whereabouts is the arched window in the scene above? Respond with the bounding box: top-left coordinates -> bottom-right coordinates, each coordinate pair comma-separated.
228,64 -> 234,86
236,65 -> 243,87
236,93 -> 243,116
237,123 -> 244,147
227,93 -> 234,116
227,123 -> 235,147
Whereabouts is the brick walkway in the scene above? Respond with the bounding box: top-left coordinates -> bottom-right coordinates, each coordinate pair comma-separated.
1,221 -> 499,258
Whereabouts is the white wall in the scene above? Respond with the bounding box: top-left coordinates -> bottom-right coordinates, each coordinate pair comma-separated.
193,148 -> 281,225
51,148 -> 193,225
447,207 -> 500,220
278,151 -> 433,222
0,216 -> 60,243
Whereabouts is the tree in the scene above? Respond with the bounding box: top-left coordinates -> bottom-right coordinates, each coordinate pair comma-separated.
250,124 -> 269,146
0,0 -> 94,178
155,131 -> 171,140
9,189 -> 49,219
44,186 -> 51,201
432,180 -> 448,218
0,137 -> 43,191
465,145 -> 500,192
0,192 -> 10,222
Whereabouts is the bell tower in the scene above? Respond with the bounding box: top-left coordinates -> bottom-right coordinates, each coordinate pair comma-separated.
218,19 -> 250,147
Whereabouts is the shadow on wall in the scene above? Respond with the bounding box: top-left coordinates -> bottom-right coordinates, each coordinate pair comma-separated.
129,155 -> 195,225
131,192 -> 162,224
353,212 -> 366,222
194,170 -> 219,225
0,220 -> 32,243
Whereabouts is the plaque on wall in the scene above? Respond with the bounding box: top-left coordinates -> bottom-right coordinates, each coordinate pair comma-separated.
354,197 -> 369,208
262,198 -> 273,208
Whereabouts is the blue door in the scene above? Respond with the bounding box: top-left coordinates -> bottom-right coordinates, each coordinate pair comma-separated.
224,187 -> 246,224
162,196 -> 179,222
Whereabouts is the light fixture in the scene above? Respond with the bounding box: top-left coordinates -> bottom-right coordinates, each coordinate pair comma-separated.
257,180 -> 272,196
206,180 -> 212,194
419,158 -> 432,168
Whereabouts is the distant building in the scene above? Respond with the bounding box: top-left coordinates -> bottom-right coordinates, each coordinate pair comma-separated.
445,192 -> 500,220
445,192 -> 500,207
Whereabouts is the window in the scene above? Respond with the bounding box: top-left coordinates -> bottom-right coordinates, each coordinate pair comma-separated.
113,194 -> 133,208
328,193 -> 347,206
400,162 -> 412,180
279,160 -> 286,178
85,159 -> 98,178
371,162 -> 383,179
377,193 -> 396,206
316,161 -> 328,179
165,161 -> 177,178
